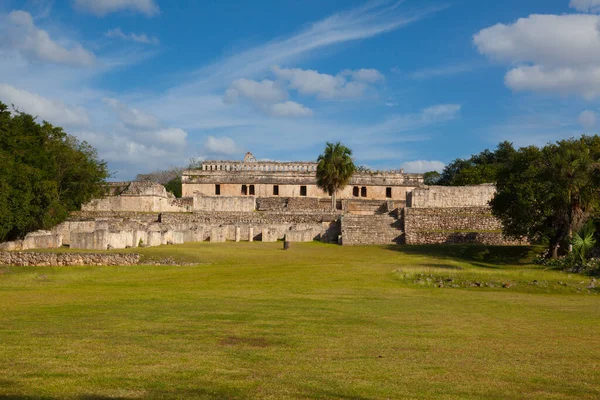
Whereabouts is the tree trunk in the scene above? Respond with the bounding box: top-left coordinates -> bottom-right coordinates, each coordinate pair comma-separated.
550,241 -> 559,259
568,228 -> 573,253
549,226 -> 569,259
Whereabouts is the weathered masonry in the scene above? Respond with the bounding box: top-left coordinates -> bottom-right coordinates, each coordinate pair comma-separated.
0,153 -> 526,254
182,152 -> 423,202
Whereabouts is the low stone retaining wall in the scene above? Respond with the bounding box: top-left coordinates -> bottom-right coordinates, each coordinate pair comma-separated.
0,252 -> 140,266
160,211 -> 339,225
404,206 -> 525,245
404,207 -> 502,232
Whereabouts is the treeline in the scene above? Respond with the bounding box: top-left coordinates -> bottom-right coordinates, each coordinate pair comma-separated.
135,159 -> 203,198
136,167 -> 183,198
430,135 -> 600,262
0,102 -> 109,242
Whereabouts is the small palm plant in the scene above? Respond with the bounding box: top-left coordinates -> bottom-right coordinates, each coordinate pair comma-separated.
571,220 -> 596,264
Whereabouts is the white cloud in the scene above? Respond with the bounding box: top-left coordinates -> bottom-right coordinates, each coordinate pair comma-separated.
2,10 -> 95,66
73,0 -> 159,17
0,83 -> 90,127
223,79 -> 287,104
345,68 -> 385,83
505,65 -> 600,99
474,14 -> 600,98
203,136 -> 242,156
269,101 -> 313,117
570,0 -> 600,13
103,98 -> 160,130
152,128 -> 187,147
102,98 -> 187,151
223,79 -> 314,118
579,110 -> 597,129
272,66 -> 383,99
106,28 -> 159,45
474,14 -> 600,67
422,104 -> 462,121
400,160 -> 445,173
411,63 -> 475,79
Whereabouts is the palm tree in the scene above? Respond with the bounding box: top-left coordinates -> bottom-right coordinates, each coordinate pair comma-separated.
316,142 -> 356,211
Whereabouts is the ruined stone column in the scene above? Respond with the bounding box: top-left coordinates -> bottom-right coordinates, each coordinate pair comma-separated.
235,226 -> 241,242
248,227 -> 254,242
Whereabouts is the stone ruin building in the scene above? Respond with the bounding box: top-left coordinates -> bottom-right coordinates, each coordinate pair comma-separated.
0,152 -> 522,252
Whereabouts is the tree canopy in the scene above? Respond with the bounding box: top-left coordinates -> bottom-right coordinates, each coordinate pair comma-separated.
490,136 -> 600,258
136,166 -> 184,198
437,141 -> 516,186
316,142 -> 356,210
0,102 -> 109,241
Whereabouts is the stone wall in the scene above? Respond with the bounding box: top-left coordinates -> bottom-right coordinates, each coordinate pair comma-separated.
193,194 -> 256,212
50,210 -> 342,250
82,182 -> 192,213
404,207 -> 501,232
408,184 -> 496,208
82,194 -> 191,213
159,211 -> 339,225
181,156 -> 423,201
0,252 -> 140,266
0,231 -> 63,251
404,207 -> 523,245
256,197 -> 333,212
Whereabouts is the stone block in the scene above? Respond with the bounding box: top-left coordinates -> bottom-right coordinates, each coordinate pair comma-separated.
71,230 -> 110,250
22,230 -> 62,250
261,227 -> 280,242
285,230 -> 315,242
210,227 -> 227,242
147,231 -> 163,247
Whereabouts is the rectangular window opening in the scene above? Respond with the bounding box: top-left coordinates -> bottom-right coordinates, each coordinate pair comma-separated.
386,187 -> 392,198
353,186 -> 359,197
273,185 -> 279,196
300,186 -> 307,196
215,184 -> 221,195
361,187 -> 367,197
241,185 -> 248,195
249,185 -> 255,195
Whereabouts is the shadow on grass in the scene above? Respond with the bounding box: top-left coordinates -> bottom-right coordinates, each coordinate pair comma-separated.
384,244 -> 540,266
413,263 -> 464,270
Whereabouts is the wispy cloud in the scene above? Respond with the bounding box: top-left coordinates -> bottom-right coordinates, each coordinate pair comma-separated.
171,1 -> 446,95
73,0 -> 160,17
0,1 -> 454,179
411,63 -> 477,79
1,10 -> 95,66
106,28 -> 159,45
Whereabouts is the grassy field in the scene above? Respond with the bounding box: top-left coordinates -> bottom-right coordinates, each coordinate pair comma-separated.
0,242 -> 599,399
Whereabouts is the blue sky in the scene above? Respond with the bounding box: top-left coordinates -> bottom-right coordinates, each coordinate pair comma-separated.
1,0 -> 599,179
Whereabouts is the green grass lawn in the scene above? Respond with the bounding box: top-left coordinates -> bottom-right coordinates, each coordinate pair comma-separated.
1,242 -> 599,399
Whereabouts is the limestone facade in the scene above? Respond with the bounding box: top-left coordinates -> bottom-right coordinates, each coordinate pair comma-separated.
182,153 -> 423,202
0,153 -> 525,254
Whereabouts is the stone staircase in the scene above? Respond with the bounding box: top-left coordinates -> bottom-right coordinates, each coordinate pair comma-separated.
341,213 -> 404,246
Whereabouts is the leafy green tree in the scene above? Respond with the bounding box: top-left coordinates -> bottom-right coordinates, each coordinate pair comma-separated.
0,102 -> 109,241
316,141 -> 356,210
491,136 -> 600,258
164,176 -> 182,198
423,171 -> 441,185
438,141 -> 516,185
